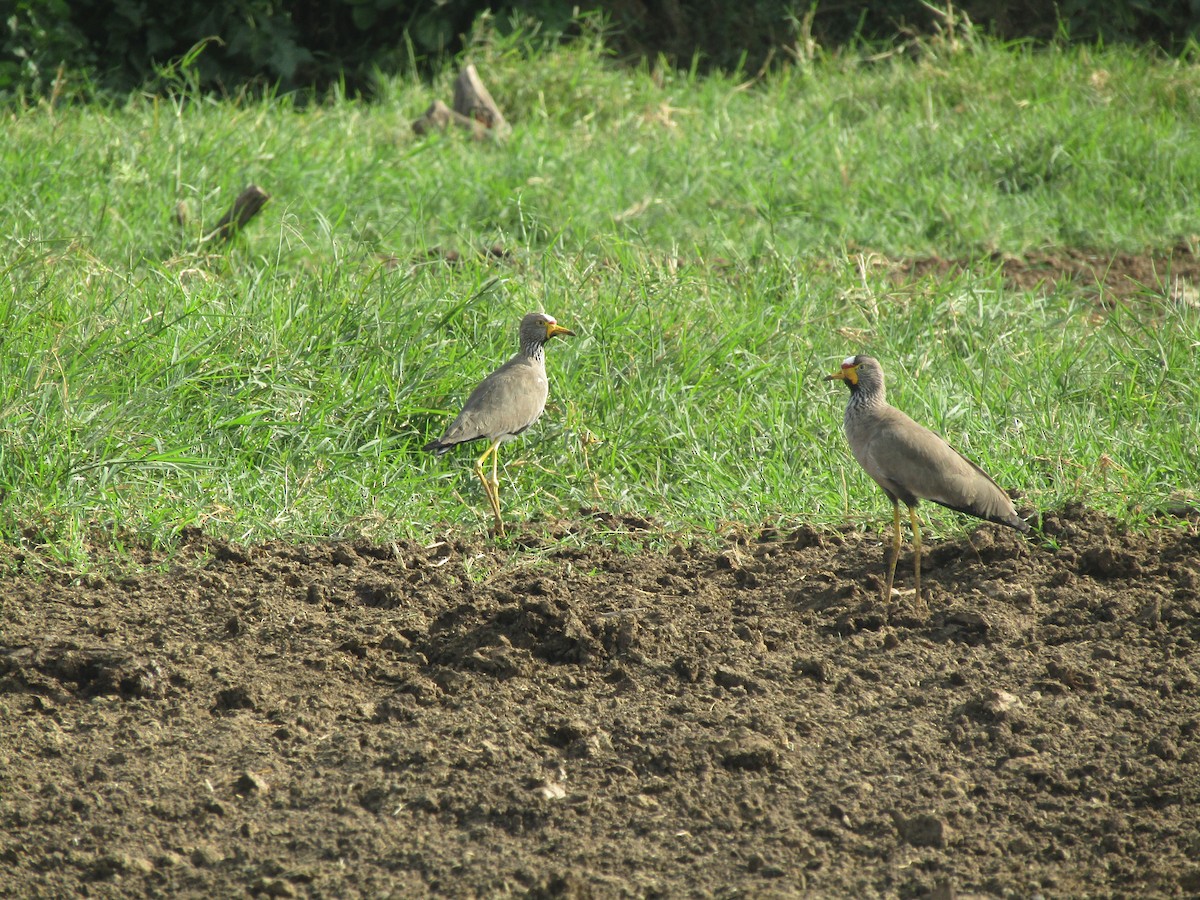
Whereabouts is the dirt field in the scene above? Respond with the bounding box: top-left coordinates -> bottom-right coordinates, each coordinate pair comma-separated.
1,501 -> 1197,899
892,242 -> 1200,307
2,250 -> 1199,898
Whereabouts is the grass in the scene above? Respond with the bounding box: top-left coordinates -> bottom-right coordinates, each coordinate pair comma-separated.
1,18 -> 1199,560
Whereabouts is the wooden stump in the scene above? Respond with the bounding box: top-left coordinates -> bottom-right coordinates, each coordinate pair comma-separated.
452,64 -> 509,136
411,99 -> 487,139
204,184 -> 270,243
411,65 -> 510,140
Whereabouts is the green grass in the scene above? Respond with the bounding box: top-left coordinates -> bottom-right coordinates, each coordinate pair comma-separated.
1,20 -> 1199,559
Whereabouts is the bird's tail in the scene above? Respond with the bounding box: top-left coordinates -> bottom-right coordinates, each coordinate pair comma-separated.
978,508 -> 1032,533
932,498 -> 1032,533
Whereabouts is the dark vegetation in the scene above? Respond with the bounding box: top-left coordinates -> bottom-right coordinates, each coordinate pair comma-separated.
3,0 -> 1199,99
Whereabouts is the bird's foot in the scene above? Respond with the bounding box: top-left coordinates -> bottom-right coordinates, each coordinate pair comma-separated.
881,587 -> 928,621
889,587 -> 930,618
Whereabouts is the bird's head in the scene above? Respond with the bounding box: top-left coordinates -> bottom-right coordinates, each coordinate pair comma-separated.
825,355 -> 864,387
522,312 -> 576,345
825,355 -> 884,395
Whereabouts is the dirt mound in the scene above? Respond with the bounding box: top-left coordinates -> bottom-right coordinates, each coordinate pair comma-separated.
1,506 -> 1198,897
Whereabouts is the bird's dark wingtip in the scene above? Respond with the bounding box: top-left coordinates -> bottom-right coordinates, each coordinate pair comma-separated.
422,439 -> 446,454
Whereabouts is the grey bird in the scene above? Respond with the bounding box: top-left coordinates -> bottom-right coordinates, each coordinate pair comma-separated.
424,312 -> 575,535
825,355 -> 1030,605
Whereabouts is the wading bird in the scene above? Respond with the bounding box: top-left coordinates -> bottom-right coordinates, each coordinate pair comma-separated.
425,312 -> 575,535
826,355 -> 1030,606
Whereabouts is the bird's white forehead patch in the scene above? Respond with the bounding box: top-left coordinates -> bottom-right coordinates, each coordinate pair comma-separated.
545,315 -> 557,324
842,356 -> 857,368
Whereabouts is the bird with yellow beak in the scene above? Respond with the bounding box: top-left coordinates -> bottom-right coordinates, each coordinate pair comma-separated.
826,355 -> 1030,606
425,312 -> 575,535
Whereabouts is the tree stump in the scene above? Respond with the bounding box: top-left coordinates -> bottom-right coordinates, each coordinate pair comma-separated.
411,65 -> 510,140
411,99 -> 487,139
452,64 -> 509,137
203,184 -> 270,243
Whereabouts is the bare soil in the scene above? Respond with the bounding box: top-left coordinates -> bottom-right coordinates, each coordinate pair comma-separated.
2,502 -> 1198,899
892,243 -> 1200,306
2,250 -> 1200,899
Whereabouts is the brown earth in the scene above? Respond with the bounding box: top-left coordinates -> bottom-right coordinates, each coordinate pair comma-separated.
2,502 -> 1198,899
3,249 -> 1200,899
892,243 -> 1200,307
412,242 -> 1200,310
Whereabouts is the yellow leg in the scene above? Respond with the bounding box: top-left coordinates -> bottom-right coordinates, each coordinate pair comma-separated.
474,440 -> 505,535
883,501 -> 902,604
491,441 -> 501,496
489,441 -> 504,534
909,506 -> 924,610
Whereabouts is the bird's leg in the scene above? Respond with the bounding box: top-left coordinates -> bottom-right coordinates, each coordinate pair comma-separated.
909,506 -> 924,611
883,501 -> 901,604
474,441 -> 505,535
489,441 -> 504,534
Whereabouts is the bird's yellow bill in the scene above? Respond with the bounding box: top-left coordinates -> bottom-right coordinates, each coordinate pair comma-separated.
546,322 -> 576,339
825,360 -> 860,384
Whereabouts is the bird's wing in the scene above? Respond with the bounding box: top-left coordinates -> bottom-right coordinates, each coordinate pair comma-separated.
866,408 -> 1022,526
437,357 -> 549,446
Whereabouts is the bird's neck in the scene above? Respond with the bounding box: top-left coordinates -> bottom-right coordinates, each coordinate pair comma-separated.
848,383 -> 885,410
521,341 -> 546,363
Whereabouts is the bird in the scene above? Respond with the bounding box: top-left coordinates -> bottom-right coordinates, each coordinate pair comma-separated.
424,312 -> 575,535
825,355 -> 1030,606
